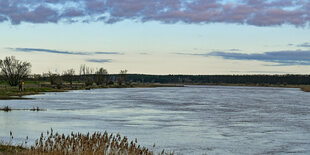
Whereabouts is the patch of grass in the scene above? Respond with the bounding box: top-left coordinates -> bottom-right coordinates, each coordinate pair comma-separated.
0,86 -> 65,100
0,81 -> 8,85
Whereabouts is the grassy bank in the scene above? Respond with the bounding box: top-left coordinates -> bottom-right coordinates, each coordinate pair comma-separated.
0,130 -> 173,155
0,87 -> 65,100
0,82 -> 183,100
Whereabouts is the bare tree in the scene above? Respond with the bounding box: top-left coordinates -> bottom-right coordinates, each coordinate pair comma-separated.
33,74 -> 42,86
79,64 -> 94,75
0,56 -> 31,86
63,69 -> 75,88
94,67 -> 108,86
79,64 -> 94,86
48,71 -> 63,88
118,69 -> 128,85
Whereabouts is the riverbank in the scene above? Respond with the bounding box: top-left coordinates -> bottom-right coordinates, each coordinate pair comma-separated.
1,83 -> 309,100
0,87 -> 65,100
184,83 -> 310,92
0,83 -> 183,100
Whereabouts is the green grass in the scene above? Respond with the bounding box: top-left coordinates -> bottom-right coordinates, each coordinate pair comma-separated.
0,85 -> 65,99
0,81 -> 8,85
0,81 -> 41,85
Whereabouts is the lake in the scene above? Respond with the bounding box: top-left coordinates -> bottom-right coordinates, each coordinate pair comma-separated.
1,85 -> 310,154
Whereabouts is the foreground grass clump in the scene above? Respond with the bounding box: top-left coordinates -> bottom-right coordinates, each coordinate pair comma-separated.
1,129 -> 173,155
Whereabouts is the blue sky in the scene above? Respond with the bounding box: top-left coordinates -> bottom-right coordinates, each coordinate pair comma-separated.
1,0 -> 310,74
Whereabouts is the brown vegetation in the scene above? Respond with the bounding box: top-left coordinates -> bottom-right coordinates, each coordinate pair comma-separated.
0,130 -> 173,155
300,86 -> 310,92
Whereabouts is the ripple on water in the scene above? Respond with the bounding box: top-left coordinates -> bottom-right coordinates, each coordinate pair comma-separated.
1,86 -> 310,154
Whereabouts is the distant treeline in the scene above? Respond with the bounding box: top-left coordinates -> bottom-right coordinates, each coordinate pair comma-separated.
125,74 -> 310,85
28,74 -> 310,85
3,74 -> 310,86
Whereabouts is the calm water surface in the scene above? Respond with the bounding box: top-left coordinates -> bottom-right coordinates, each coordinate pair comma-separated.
1,85 -> 310,154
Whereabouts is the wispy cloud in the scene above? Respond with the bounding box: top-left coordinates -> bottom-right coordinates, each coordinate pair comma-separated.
229,49 -> 242,52
12,48 -> 88,55
177,50 -> 310,66
297,42 -> 310,48
94,52 -> 122,55
86,59 -> 112,63
288,42 -> 310,48
10,48 -> 121,55
139,52 -> 150,55
0,0 -> 309,27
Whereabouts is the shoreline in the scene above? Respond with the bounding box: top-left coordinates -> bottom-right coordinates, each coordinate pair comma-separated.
0,83 -> 183,100
0,83 -> 309,100
185,83 -> 309,89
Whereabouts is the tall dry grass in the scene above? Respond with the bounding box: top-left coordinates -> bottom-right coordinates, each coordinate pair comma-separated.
3,129 -> 173,155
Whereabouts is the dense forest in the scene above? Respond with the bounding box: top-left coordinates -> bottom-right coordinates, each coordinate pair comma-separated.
125,74 -> 310,85
32,74 -> 310,85
2,73 -> 310,86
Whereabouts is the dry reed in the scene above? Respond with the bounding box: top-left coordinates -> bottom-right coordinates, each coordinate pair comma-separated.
4,129 -> 174,155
